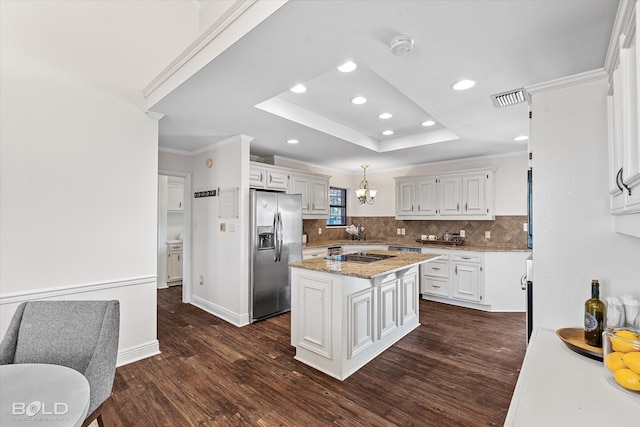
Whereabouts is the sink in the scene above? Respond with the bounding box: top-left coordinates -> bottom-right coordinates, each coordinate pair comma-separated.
326,253 -> 396,263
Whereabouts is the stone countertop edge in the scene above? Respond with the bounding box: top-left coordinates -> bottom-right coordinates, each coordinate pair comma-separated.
303,239 -> 531,252
289,251 -> 441,279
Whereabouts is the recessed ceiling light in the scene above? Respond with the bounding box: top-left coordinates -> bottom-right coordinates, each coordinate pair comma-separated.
290,84 -> 306,93
350,96 -> 367,105
286,139 -> 299,144
378,113 -> 393,119
382,130 -> 394,136
451,79 -> 476,91
421,120 -> 435,127
338,61 -> 357,73
513,135 -> 528,142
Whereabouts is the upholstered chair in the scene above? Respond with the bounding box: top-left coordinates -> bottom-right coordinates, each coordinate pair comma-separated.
0,300 -> 120,427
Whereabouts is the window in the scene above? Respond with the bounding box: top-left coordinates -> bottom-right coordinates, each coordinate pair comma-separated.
327,187 -> 346,226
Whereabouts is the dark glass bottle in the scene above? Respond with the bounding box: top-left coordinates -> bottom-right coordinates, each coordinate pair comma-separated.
584,279 -> 605,347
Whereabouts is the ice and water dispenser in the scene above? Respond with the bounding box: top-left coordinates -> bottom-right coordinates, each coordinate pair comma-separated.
257,226 -> 274,250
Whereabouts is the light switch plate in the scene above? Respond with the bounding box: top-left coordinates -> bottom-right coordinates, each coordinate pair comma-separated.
485,231 -> 491,238
460,230 -> 466,237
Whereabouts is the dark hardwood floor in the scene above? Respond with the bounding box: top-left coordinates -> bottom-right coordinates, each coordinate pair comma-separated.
103,286 -> 526,426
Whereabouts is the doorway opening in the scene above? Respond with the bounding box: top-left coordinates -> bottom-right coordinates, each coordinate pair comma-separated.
158,170 -> 191,303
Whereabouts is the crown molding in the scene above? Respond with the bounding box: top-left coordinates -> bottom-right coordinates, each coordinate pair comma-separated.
143,0 -> 257,99
526,68 -> 608,96
604,0 -> 637,76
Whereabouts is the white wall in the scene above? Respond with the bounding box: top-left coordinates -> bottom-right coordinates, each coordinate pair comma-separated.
0,0 -> 199,365
530,73 -> 640,331
159,136 -> 251,325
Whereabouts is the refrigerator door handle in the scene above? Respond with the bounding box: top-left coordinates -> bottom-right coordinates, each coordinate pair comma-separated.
272,213 -> 278,262
277,212 -> 284,261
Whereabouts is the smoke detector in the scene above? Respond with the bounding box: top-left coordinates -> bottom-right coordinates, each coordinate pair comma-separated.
390,36 -> 414,56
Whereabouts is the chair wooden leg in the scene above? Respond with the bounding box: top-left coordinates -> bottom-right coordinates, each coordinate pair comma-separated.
81,399 -> 108,427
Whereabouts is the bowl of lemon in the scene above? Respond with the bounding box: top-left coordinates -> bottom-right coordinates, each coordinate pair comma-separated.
603,327 -> 640,396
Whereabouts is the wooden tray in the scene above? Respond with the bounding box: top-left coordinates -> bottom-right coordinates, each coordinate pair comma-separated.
556,327 -> 603,361
415,238 -> 464,246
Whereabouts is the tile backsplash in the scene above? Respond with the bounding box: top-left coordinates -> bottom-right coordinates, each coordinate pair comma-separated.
304,215 -> 528,250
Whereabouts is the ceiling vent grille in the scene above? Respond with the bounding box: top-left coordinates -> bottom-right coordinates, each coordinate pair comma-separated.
491,88 -> 529,108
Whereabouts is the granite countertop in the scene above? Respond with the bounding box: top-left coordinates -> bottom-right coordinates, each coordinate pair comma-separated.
303,239 -> 531,252
289,250 -> 440,279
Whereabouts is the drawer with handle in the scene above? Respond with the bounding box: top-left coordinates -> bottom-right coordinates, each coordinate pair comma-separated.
451,253 -> 482,264
423,260 -> 450,278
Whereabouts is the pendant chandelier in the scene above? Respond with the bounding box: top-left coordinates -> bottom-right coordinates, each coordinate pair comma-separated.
355,165 -> 377,205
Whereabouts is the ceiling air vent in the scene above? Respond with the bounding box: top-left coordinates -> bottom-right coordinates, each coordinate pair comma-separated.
490,88 -> 529,108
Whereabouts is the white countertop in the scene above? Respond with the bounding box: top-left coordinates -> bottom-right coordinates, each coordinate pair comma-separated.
165,240 -> 182,245
505,328 -> 639,426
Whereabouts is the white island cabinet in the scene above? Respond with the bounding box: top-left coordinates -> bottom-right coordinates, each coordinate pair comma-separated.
289,251 -> 439,380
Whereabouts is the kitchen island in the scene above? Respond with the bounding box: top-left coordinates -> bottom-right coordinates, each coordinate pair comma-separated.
289,250 -> 440,380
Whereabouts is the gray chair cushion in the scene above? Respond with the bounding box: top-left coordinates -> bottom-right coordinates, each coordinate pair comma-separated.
0,300 -> 120,415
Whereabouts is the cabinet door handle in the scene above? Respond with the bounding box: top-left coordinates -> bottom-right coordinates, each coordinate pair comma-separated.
179,201 -> 181,209
260,173 -> 263,182
269,174 -> 273,183
456,203 -> 459,211
461,256 -> 471,260
432,284 -> 441,288
307,203 -> 310,210
411,205 -> 414,212
431,267 -> 441,271
417,204 -> 421,212
455,266 -> 458,274
465,202 -> 468,211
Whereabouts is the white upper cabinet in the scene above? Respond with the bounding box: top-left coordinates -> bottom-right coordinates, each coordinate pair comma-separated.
607,4 -> 640,237
438,175 -> 462,216
167,184 -> 184,211
416,177 -> 439,216
287,172 -> 330,219
395,169 -> 495,220
249,164 -> 288,191
249,162 -> 331,218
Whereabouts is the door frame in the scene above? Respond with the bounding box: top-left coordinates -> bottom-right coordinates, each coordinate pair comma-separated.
159,169 -> 192,303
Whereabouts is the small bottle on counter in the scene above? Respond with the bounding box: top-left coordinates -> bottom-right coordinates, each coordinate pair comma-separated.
584,279 -> 606,347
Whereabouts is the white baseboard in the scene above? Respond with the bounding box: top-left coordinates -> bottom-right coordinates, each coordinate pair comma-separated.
190,295 -> 250,327
157,282 -> 169,289
116,340 -> 160,367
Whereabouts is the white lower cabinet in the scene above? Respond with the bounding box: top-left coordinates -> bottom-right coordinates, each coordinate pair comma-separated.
451,253 -> 484,303
291,265 -> 420,380
167,244 -> 183,283
295,274 -> 333,358
421,248 -> 485,306
421,248 -> 530,311
302,247 -> 328,260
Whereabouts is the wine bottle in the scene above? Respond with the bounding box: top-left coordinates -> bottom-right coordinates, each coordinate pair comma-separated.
584,279 -> 606,347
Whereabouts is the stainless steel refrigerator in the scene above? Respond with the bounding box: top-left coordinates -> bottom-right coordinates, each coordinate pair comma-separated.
250,190 -> 302,323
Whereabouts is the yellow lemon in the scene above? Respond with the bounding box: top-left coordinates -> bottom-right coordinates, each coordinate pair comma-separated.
605,351 -> 628,371
614,368 -> 640,391
623,352 -> 640,375
611,330 -> 640,353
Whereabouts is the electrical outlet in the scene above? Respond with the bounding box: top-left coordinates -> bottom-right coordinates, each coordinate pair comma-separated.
318,228 -> 322,235
397,228 -> 401,235
460,230 -> 466,238
523,223 -> 528,232
485,231 -> 491,238
199,275 -> 204,285
401,228 -> 406,235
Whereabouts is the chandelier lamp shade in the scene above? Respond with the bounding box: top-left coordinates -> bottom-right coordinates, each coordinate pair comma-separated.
355,165 -> 377,205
